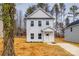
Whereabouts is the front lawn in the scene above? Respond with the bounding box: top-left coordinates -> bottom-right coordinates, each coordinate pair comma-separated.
0,37 -> 72,56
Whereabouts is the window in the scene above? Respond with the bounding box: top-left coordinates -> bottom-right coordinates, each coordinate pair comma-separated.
38,21 -> 41,26
46,21 -> 49,25
31,21 -> 34,26
46,34 -> 49,36
31,33 -> 34,39
38,33 -> 42,39
70,27 -> 72,32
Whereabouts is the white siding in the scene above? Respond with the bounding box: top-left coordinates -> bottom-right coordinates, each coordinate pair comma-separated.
64,24 -> 79,43
28,9 -> 50,18
26,19 -> 54,42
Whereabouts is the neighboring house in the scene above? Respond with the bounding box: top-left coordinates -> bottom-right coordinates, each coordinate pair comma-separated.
64,20 -> 79,43
25,8 -> 55,43
0,4 -> 3,37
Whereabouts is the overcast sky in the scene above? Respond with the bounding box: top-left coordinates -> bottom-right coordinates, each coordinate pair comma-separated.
16,3 -> 79,16
15,3 -> 79,29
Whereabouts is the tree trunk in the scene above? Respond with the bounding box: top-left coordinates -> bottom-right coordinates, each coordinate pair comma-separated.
2,3 -> 15,56
2,30 -> 15,56
55,13 -> 58,37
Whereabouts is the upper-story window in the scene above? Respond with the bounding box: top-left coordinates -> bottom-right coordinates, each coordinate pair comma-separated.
31,21 -> 34,27
38,21 -> 41,26
46,21 -> 49,25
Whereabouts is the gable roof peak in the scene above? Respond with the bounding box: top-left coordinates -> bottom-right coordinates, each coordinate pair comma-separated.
26,7 -> 55,19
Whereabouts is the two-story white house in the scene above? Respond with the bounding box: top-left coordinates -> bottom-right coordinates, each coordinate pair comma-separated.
25,8 -> 55,43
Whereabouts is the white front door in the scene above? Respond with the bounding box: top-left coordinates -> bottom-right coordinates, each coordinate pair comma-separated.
43,32 -> 53,42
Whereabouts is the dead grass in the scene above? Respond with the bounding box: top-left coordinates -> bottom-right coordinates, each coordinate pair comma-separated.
55,38 -> 64,43
0,38 -> 3,55
0,37 -> 72,56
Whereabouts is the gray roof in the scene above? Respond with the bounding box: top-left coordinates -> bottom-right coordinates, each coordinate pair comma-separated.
67,20 -> 79,28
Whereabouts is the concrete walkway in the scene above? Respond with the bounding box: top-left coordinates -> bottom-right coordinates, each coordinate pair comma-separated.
47,43 -> 79,56
57,43 -> 79,56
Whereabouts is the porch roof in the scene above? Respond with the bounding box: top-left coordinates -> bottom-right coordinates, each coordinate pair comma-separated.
41,27 -> 54,32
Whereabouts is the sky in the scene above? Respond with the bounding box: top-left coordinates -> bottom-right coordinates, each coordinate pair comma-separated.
16,3 -> 79,16
15,3 -> 79,29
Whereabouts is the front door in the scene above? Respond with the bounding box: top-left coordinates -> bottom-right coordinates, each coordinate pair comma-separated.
43,32 -> 50,42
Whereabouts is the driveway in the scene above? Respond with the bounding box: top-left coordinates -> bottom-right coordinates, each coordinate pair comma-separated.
47,42 -> 79,56
57,43 -> 79,56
